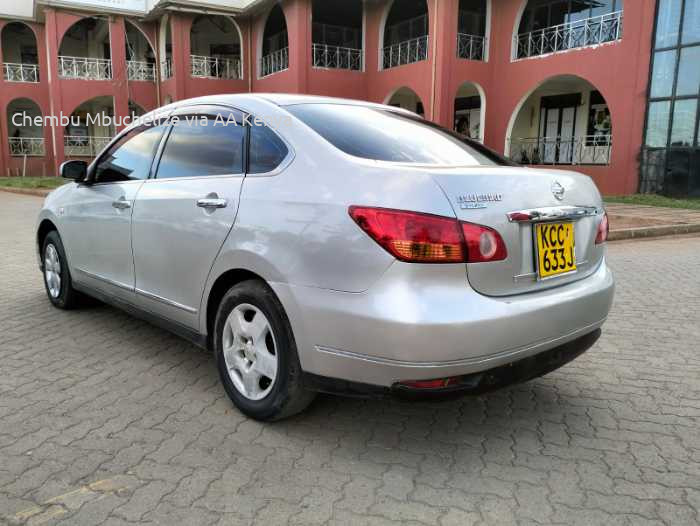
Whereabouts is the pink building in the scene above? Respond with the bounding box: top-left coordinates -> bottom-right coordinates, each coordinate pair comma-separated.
0,0 -> 679,195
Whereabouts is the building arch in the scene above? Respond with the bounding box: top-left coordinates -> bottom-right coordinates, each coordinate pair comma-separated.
6,98 -> 45,157
384,86 -> 425,116
457,0 -> 490,61
454,81 -> 486,141
1,22 -> 40,78
259,4 -> 289,77
190,14 -> 244,79
380,0 -> 429,70
505,74 -> 613,166
64,96 -> 115,159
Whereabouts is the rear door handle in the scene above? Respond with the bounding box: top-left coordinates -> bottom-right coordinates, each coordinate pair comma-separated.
112,197 -> 131,210
197,198 -> 228,209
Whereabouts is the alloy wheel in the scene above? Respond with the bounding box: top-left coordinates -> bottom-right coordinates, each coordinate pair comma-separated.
44,244 -> 61,298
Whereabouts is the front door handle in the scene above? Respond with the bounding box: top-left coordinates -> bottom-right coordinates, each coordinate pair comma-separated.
197,197 -> 228,209
112,197 -> 131,210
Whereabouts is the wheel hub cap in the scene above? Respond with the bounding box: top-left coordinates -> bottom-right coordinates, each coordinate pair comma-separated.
222,304 -> 278,401
44,244 -> 61,298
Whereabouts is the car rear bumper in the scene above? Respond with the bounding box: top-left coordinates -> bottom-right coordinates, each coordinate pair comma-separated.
272,258 -> 614,388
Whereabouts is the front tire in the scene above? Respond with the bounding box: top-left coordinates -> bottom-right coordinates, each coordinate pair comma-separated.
214,280 -> 315,421
42,231 -> 80,310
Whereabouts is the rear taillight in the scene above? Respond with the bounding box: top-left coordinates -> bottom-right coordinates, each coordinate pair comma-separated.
348,206 -> 507,264
595,212 -> 609,244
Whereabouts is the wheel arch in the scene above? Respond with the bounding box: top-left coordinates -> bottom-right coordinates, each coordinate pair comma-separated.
37,218 -> 58,266
204,268 -> 271,350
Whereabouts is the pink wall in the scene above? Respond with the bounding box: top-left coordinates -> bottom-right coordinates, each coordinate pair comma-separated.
0,0 -> 657,194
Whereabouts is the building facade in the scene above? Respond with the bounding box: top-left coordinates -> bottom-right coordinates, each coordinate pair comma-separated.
0,0 -> 684,196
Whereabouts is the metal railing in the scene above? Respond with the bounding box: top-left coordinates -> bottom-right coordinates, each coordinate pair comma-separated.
259,47 -> 289,78
3,63 -> 39,83
508,135 -> 612,165
64,136 -> 112,157
457,33 -> 486,61
312,44 -> 363,71
190,55 -> 242,80
514,11 -> 623,59
127,60 -> 156,81
58,56 -> 112,80
382,35 -> 429,69
160,59 -> 172,80
9,137 -> 45,157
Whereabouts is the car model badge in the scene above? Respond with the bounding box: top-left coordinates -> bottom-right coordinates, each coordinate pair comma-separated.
551,181 -> 565,201
456,193 -> 502,210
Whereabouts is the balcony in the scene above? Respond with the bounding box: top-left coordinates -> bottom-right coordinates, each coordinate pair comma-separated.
508,135 -> 612,166
9,137 -> 44,157
64,135 -> 111,157
259,47 -> 289,78
457,33 -> 486,61
58,56 -> 112,80
190,55 -> 242,80
312,44 -> 363,71
127,60 -> 156,82
3,63 -> 39,83
382,35 -> 429,69
160,59 -> 172,80
514,11 -> 623,60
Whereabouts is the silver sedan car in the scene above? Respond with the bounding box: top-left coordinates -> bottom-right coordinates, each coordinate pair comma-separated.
36,94 -> 614,420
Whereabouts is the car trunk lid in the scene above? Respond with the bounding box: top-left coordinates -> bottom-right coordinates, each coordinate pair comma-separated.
429,166 -> 606,296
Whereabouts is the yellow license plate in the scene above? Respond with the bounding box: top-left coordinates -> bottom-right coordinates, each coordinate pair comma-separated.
535,222 -> 576,279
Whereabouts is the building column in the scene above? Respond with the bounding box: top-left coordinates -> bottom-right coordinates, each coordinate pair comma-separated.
430,0 -> 459,127
170,14 -> 191,101
44,8 -> 65,172
284,0 -> 311,93
110,16 -> 130,132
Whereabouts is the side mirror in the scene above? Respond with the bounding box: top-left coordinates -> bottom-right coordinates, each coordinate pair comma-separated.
60,160 -> 88,181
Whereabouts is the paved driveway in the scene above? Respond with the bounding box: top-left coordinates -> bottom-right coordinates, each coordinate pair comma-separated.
1,191 -> 699,526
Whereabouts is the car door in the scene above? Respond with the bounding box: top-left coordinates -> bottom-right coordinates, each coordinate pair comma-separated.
130,106 -> 246,329
62,123 -> 168,301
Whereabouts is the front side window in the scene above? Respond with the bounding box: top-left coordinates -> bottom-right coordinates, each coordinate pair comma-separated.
156,115 -> 245,179
94,124 -> 166,183
286,103 -> 515,166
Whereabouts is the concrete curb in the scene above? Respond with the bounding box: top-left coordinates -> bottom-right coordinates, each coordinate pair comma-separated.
608,222 -> 700,241
0,187 -> 51,198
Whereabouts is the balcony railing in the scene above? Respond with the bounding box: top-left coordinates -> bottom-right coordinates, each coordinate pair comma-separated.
260,47 -> 289,78
64,136 -> 111,157
312,44 -> 363,71
3,63 -> 39,83
382,35 -> 429,69
190,55 -> 242,80
160,59 -> 172,80
514,10 -> 623,59
9,137 -> 45,157
127,60 -> 156,81
58,56 -> 112,80
457,33 -> 486,61
508,135 -> 612,165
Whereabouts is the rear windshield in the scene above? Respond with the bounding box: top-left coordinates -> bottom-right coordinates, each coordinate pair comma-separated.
285,103 -> 517,167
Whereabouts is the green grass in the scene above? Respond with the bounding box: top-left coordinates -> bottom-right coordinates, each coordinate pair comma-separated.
604,194 -> 700,210
0,177 -> 67,190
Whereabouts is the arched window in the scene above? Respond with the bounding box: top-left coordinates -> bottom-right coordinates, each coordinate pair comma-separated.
260,5 -> 289,77
64,96 -> 115,158
125,21 -> 156,81
506,75 -> 612,166
312,0 -> 363,71
382,0 -> 429,69
385,86 -> 425,116
7,98 -> 44,157
1,23 -> 39,82
457,0 -> 488,61
58,17 -> 112,80
190,15 -> 243,80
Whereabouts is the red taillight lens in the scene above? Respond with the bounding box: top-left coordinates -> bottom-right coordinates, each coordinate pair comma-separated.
595,212 -> 609,244
348,206 -> 507,264
348,206 -> 465,263
461,222 -> 508,263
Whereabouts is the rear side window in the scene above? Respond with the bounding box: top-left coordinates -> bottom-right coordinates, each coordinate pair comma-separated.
94,124 -> 166,183
156,116 -> 245,179
248,123 -> 289,174
286,104 -> 516,166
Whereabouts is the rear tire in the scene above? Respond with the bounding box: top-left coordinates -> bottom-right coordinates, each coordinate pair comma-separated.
214,280 -> 315,421
42,231 -> 81,310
